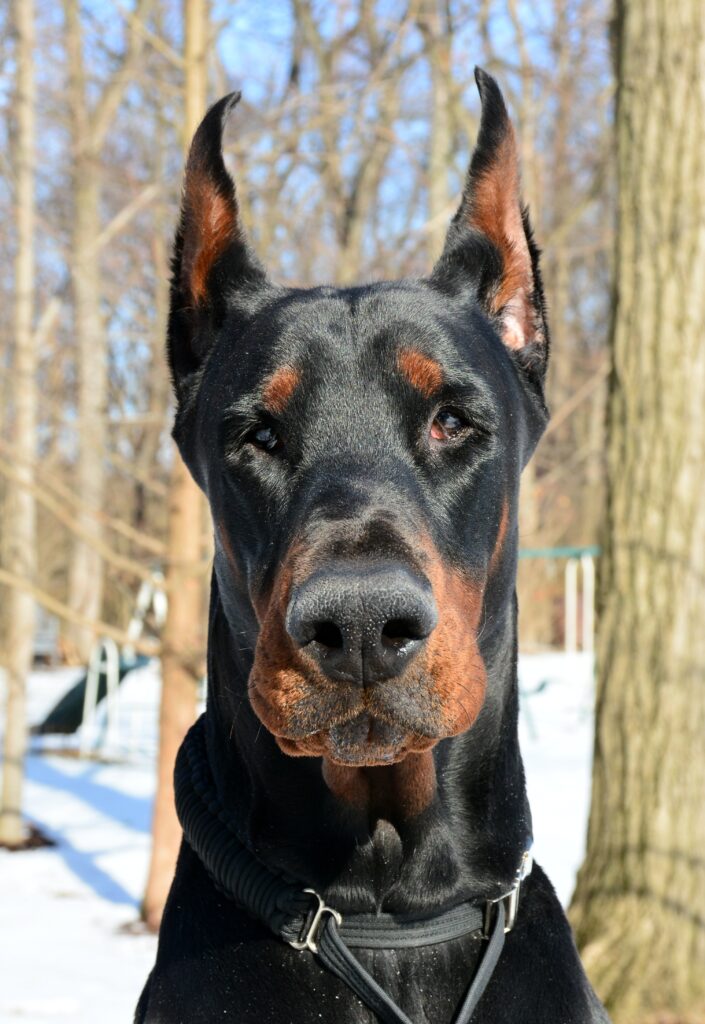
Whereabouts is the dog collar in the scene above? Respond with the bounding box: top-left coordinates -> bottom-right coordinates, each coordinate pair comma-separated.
175,715 -> 533,1024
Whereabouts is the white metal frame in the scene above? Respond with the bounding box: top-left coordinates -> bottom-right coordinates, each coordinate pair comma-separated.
563,555 -> 596,653
79,636 -> 121,757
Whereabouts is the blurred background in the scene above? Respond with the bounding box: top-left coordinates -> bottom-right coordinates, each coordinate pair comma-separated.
1,1 -> 703,1023
0,0 -> 612,658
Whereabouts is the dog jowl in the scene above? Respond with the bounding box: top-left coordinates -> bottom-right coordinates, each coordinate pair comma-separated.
140,68 -> 609,1024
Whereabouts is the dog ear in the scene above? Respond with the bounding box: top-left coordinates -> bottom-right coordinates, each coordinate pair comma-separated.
432,68 -> 548,375
168,92 -> 266,396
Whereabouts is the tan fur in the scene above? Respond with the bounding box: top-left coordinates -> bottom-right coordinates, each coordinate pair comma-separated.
249,544 -> 358,752
248,530 -> 490,778
262,366 -> 301,414
418,537 -> 487,737
466,128 -> 535,349
397,349 -> 444,397
322,751 -> 437,819
182,169 -> 237,305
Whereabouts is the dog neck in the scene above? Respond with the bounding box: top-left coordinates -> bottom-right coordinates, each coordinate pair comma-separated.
202,571 -> 531,914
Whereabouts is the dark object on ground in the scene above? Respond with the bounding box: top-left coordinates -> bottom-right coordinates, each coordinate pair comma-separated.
33,655 -> 149,735
137,70 -> 609,1023
0,823 -> 56,852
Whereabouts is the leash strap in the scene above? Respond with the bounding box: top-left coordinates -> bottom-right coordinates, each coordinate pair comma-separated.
314,901 -> 506,1024
175,716 -> 529,1024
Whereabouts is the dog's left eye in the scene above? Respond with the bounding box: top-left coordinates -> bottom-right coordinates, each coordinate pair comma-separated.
247,424 -> 283,453
430,408 -> 470,443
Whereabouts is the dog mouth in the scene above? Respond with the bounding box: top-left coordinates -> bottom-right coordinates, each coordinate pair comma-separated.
325,713 -> 417,766
270,703 -> 440,767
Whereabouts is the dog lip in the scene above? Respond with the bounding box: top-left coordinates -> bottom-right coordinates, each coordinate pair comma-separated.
250,664 -> 446,745
322,714 -> 442,767
325,712 -> 411,766
271,702 -> 364,741
270,697 -> 442,745
326,746 -> 407,767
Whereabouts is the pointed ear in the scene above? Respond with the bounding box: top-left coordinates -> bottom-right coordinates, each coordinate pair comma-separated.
432,68 -> 548,374
168,92 -> 266,395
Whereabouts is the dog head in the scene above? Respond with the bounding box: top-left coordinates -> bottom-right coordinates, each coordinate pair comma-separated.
167,69 -> 548,770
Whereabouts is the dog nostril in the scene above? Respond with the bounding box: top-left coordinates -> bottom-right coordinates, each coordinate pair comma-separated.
311,620 -> 344,650
381,617 -> 425,648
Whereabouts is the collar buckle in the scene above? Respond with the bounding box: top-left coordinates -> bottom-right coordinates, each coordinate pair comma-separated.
482,847 -> 533,939
482,883 -> 520,937
288,888 -> 343,954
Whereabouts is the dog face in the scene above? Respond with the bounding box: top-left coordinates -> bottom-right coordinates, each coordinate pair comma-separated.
167,70 -> 549,769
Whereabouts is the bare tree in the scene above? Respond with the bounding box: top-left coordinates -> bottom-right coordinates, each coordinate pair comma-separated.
63,0 -> 149,662
0,0 -> 37,848
0,1 -> 616,661
142,0 -> 209,932
570,0 -> 705,1017
418,2 -> 454,262
291,0 -> 410,284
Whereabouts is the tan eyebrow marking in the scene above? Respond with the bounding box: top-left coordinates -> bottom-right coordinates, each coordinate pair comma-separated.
396,348 -> 444,398
262,365 -> 301,414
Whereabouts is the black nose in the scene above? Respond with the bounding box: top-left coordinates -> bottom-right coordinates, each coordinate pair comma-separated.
286,562 -> 437,684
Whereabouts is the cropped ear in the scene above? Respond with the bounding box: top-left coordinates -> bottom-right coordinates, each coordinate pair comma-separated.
432,68 -> 548,375
168,92 -> 266,396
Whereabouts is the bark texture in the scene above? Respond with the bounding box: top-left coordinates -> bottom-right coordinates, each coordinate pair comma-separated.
570,2 -> 705,1019
63,0 -> 148,661
0,0 -> 37,847
64,0 -> 105,661
141,0 -> 208,931
419,3 -> 453,262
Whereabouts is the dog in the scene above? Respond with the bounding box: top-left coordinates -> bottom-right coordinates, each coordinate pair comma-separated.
136,69 -> 609,1023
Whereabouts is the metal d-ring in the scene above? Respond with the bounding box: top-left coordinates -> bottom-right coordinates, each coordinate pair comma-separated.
289,888 -> 343,954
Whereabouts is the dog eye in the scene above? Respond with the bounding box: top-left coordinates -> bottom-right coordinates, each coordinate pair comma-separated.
247,424 -> 283,453
430,408 -> 470,442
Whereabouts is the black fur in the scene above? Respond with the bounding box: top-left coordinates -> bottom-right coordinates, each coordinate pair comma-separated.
137,69 -> 609,1023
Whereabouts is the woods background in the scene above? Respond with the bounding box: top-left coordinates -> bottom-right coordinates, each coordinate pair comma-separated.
9,1 -> 705,1022
0,0 -> 612,663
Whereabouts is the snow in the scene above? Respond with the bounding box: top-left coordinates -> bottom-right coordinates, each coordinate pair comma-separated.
518,652 -> 595,904
1,667 -> 158,1024
0,651 -> 595,1023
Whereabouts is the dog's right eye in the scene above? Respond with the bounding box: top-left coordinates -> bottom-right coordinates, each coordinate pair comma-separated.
247,424 -> 283,454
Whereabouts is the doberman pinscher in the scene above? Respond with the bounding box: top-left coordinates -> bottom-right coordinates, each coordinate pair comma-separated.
136,69 -> 609,1023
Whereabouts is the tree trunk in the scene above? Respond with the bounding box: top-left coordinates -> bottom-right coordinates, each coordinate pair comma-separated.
63,0 -> 149,662
569,2 -> 705,1019
142,0 -> 208,932
419,3 -> 453,262
63,0 -> 106,662
1,0 -> 37,847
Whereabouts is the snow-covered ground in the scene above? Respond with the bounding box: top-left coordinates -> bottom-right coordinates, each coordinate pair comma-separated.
0,652 -> 595,1023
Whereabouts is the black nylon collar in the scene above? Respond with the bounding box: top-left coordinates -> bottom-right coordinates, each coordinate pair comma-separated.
175,715 -> 532,1024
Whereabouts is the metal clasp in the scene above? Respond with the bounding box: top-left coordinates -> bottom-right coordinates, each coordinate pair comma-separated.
483,882 -> 520,937
289,888 -> 343,954
482,847 -> 533,938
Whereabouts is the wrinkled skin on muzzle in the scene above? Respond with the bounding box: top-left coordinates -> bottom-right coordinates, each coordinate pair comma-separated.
248,511 -> 488,767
